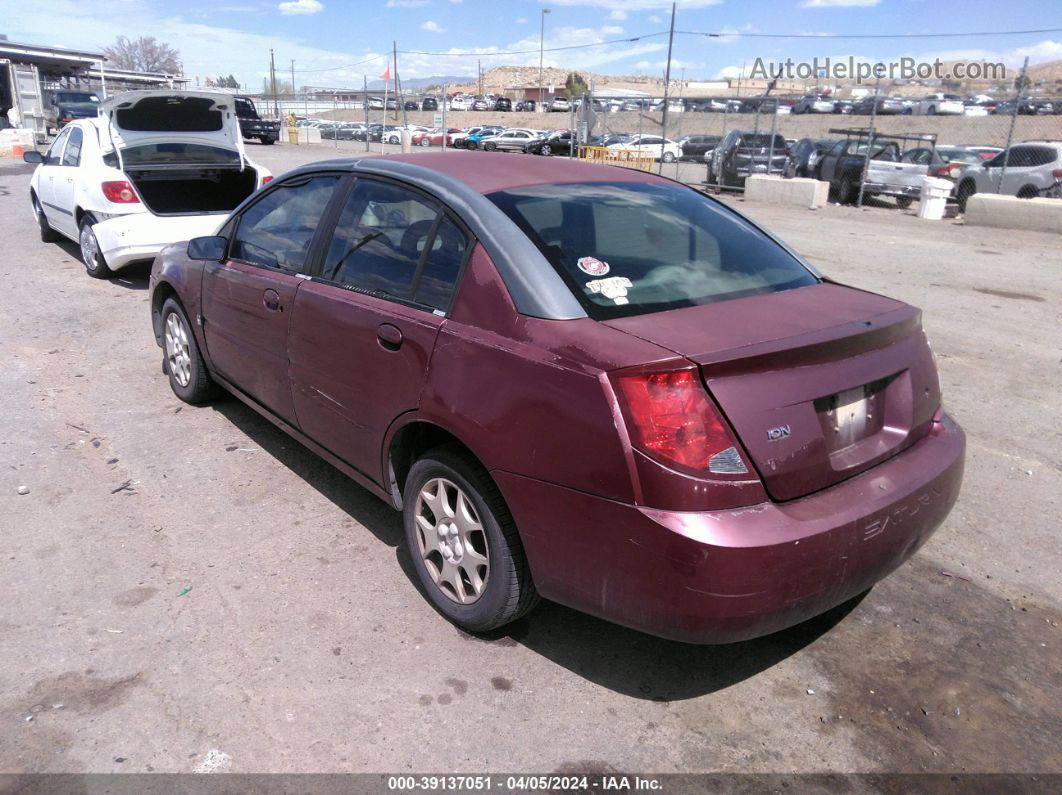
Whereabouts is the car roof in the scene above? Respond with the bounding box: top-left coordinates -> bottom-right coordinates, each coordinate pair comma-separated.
287,151 -> 671,195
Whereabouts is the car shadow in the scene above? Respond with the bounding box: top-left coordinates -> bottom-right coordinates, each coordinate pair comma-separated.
53,240 -> 150,290
211,395 -> 866,701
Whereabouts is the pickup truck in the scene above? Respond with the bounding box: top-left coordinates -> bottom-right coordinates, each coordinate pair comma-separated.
816,138 -> 928,206
234,96 -> 280,145
45,89 -> 100,134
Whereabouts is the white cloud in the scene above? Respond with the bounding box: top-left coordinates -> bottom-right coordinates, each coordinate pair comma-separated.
801,0 -> 880,7
635,58 -> 703,70
385,0 -> 429,7
648,15 -> 662,23
449,0 -> 464,4
278,0 -> 323,14
515,17 -> 528,24
601,25 -> 624,35
549,0 -> 720,8
608,10 -> 627,20
420,20 -> 445,33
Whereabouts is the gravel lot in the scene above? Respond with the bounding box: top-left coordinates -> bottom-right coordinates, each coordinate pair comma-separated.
1,142 -> 1059,776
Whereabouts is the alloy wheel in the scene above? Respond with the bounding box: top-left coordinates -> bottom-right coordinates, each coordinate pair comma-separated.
79,224 -> 100,270
164,311 -> 192,388
413,477 -> 490,604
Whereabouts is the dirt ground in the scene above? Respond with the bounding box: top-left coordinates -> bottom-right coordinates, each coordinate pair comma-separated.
0,141 -> 1059,777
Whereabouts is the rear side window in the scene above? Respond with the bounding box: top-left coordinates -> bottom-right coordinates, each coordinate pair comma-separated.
488,181 -> 817,320
322,179 -> 468,311
1009,146 -> 1057,167
230,176 -> 339,273
61,127 -> 83,166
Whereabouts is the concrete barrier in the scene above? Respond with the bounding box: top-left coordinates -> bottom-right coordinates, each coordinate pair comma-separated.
744,175 -> 829,209
964,194 -> 1062,234
0,128 -> 37,158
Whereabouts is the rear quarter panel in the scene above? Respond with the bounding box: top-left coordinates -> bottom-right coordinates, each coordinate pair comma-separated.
149,244 -> 207,352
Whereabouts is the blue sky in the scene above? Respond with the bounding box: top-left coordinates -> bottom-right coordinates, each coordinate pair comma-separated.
7,0 -> 1062,88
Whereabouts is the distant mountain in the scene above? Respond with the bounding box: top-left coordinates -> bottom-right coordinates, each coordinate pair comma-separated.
366,74 -> 473,91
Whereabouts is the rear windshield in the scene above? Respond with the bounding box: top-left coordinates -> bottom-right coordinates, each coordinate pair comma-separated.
115,96 -> 223,132
104,143 -> 240,166
488,181 -> 817,320
738,134 -> 786,149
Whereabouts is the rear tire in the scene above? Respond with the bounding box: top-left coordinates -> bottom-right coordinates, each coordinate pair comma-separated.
160,297 -> 218,404
33,196 -> 60,243
403,447 -> 539,633
79,215 -> 113,279
540,144 -> 552,156
662,151 -> 676,163
956,179 -> 976,213
419,137 -> 431,147
1017,184 -> 1039,199
896,196 -> 913,209
840,174 -> 860,205
483,142 -> 497,152
260,137 -> 275,145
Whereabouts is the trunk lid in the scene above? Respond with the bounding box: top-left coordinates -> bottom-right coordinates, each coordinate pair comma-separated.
99,91 -> 245,156
603,283 -> 942,502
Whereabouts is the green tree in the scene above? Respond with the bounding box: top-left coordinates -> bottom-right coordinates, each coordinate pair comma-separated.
216,74 -> 241,89
564,71 -> 588,99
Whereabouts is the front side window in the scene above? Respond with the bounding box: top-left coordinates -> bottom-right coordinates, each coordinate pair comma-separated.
322,179 -> 468,311
44,127 -> 70,165
61,127 -> 83,167
489,181 -> 817,320
230,176 -> 339,273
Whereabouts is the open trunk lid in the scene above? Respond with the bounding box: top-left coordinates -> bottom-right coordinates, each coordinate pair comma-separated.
99,91 -> 245,157
603,283 -> 942,502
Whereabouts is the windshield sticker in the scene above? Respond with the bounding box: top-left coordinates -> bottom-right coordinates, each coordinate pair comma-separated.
586,276 -> 632,305
577,256 -> 610,276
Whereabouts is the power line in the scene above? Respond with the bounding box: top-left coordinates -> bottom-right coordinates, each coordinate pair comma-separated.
283,26 -> 1062,73
680,27 -> 1062,40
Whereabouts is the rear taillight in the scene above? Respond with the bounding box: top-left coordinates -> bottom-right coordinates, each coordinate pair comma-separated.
979,152 -> 995,160
934,163 -> 962,177
262,176 -> 274,185
615,369 -> 749,476
1052,169 -> 1062,179
101,181 -> 139,203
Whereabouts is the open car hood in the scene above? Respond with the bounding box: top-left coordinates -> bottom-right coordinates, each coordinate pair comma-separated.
99,91 -> 245,156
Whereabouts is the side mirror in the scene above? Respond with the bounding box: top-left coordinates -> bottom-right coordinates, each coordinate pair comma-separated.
187,235 -> 227,261
23,150 -> 43,164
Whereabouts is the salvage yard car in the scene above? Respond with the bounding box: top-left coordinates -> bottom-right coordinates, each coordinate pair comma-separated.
26,90 -> 271,278
954,141 -> 1062,210
816,136 -> 928,206
148,152 -> 964,644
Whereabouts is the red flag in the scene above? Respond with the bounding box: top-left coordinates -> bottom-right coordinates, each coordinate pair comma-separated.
380,62 -> 391,82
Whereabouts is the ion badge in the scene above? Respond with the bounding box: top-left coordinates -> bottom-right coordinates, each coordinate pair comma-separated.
577,256 -> 610,276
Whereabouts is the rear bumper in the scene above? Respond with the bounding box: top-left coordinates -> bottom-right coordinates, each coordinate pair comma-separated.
496,414 -> 965,644
864,181 -> 923,197
93,212 -> 227,269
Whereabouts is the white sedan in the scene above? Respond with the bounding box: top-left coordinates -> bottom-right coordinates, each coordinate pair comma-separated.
607,134 -> 682,163
26,90 -> 270,279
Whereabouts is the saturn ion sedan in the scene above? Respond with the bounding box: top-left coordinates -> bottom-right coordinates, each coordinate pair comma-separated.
149,153 -> 965,643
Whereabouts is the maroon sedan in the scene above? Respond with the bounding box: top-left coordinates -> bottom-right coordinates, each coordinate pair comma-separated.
149,153 -> 965,643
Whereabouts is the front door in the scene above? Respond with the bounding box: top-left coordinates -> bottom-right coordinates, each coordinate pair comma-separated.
289,177 -> 469,482
36,127 -> 70,228
51,125 -> 84,237
201,174 -> 341,425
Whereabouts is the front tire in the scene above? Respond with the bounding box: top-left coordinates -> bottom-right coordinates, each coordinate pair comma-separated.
540,144 -> 552,156
79,216 -> 113,279
161,298 -> 218,404
662,151 -> 676,163
403,447 -> 539,633
33,196 -> 60,243
840,174 -> 860,205
419,137 -> 431,147
260,136 -> 275,145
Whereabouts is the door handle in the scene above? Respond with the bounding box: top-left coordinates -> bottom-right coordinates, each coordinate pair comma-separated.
377,323 -> 403,350
263,288 -> 282,312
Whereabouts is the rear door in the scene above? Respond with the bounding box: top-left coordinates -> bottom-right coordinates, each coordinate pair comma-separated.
288,177 -> 470,482
201,174 -> 341,425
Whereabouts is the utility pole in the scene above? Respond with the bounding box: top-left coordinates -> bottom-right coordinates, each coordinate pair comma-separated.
394,41 -> 407,126
290,59 -> 296,99
856,76 -> 881,208
539,7 -> 550,110
363,74 -> 370,153
478,59 -> 483,97
658,2 -> 676,174
269,48 -> 278,117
